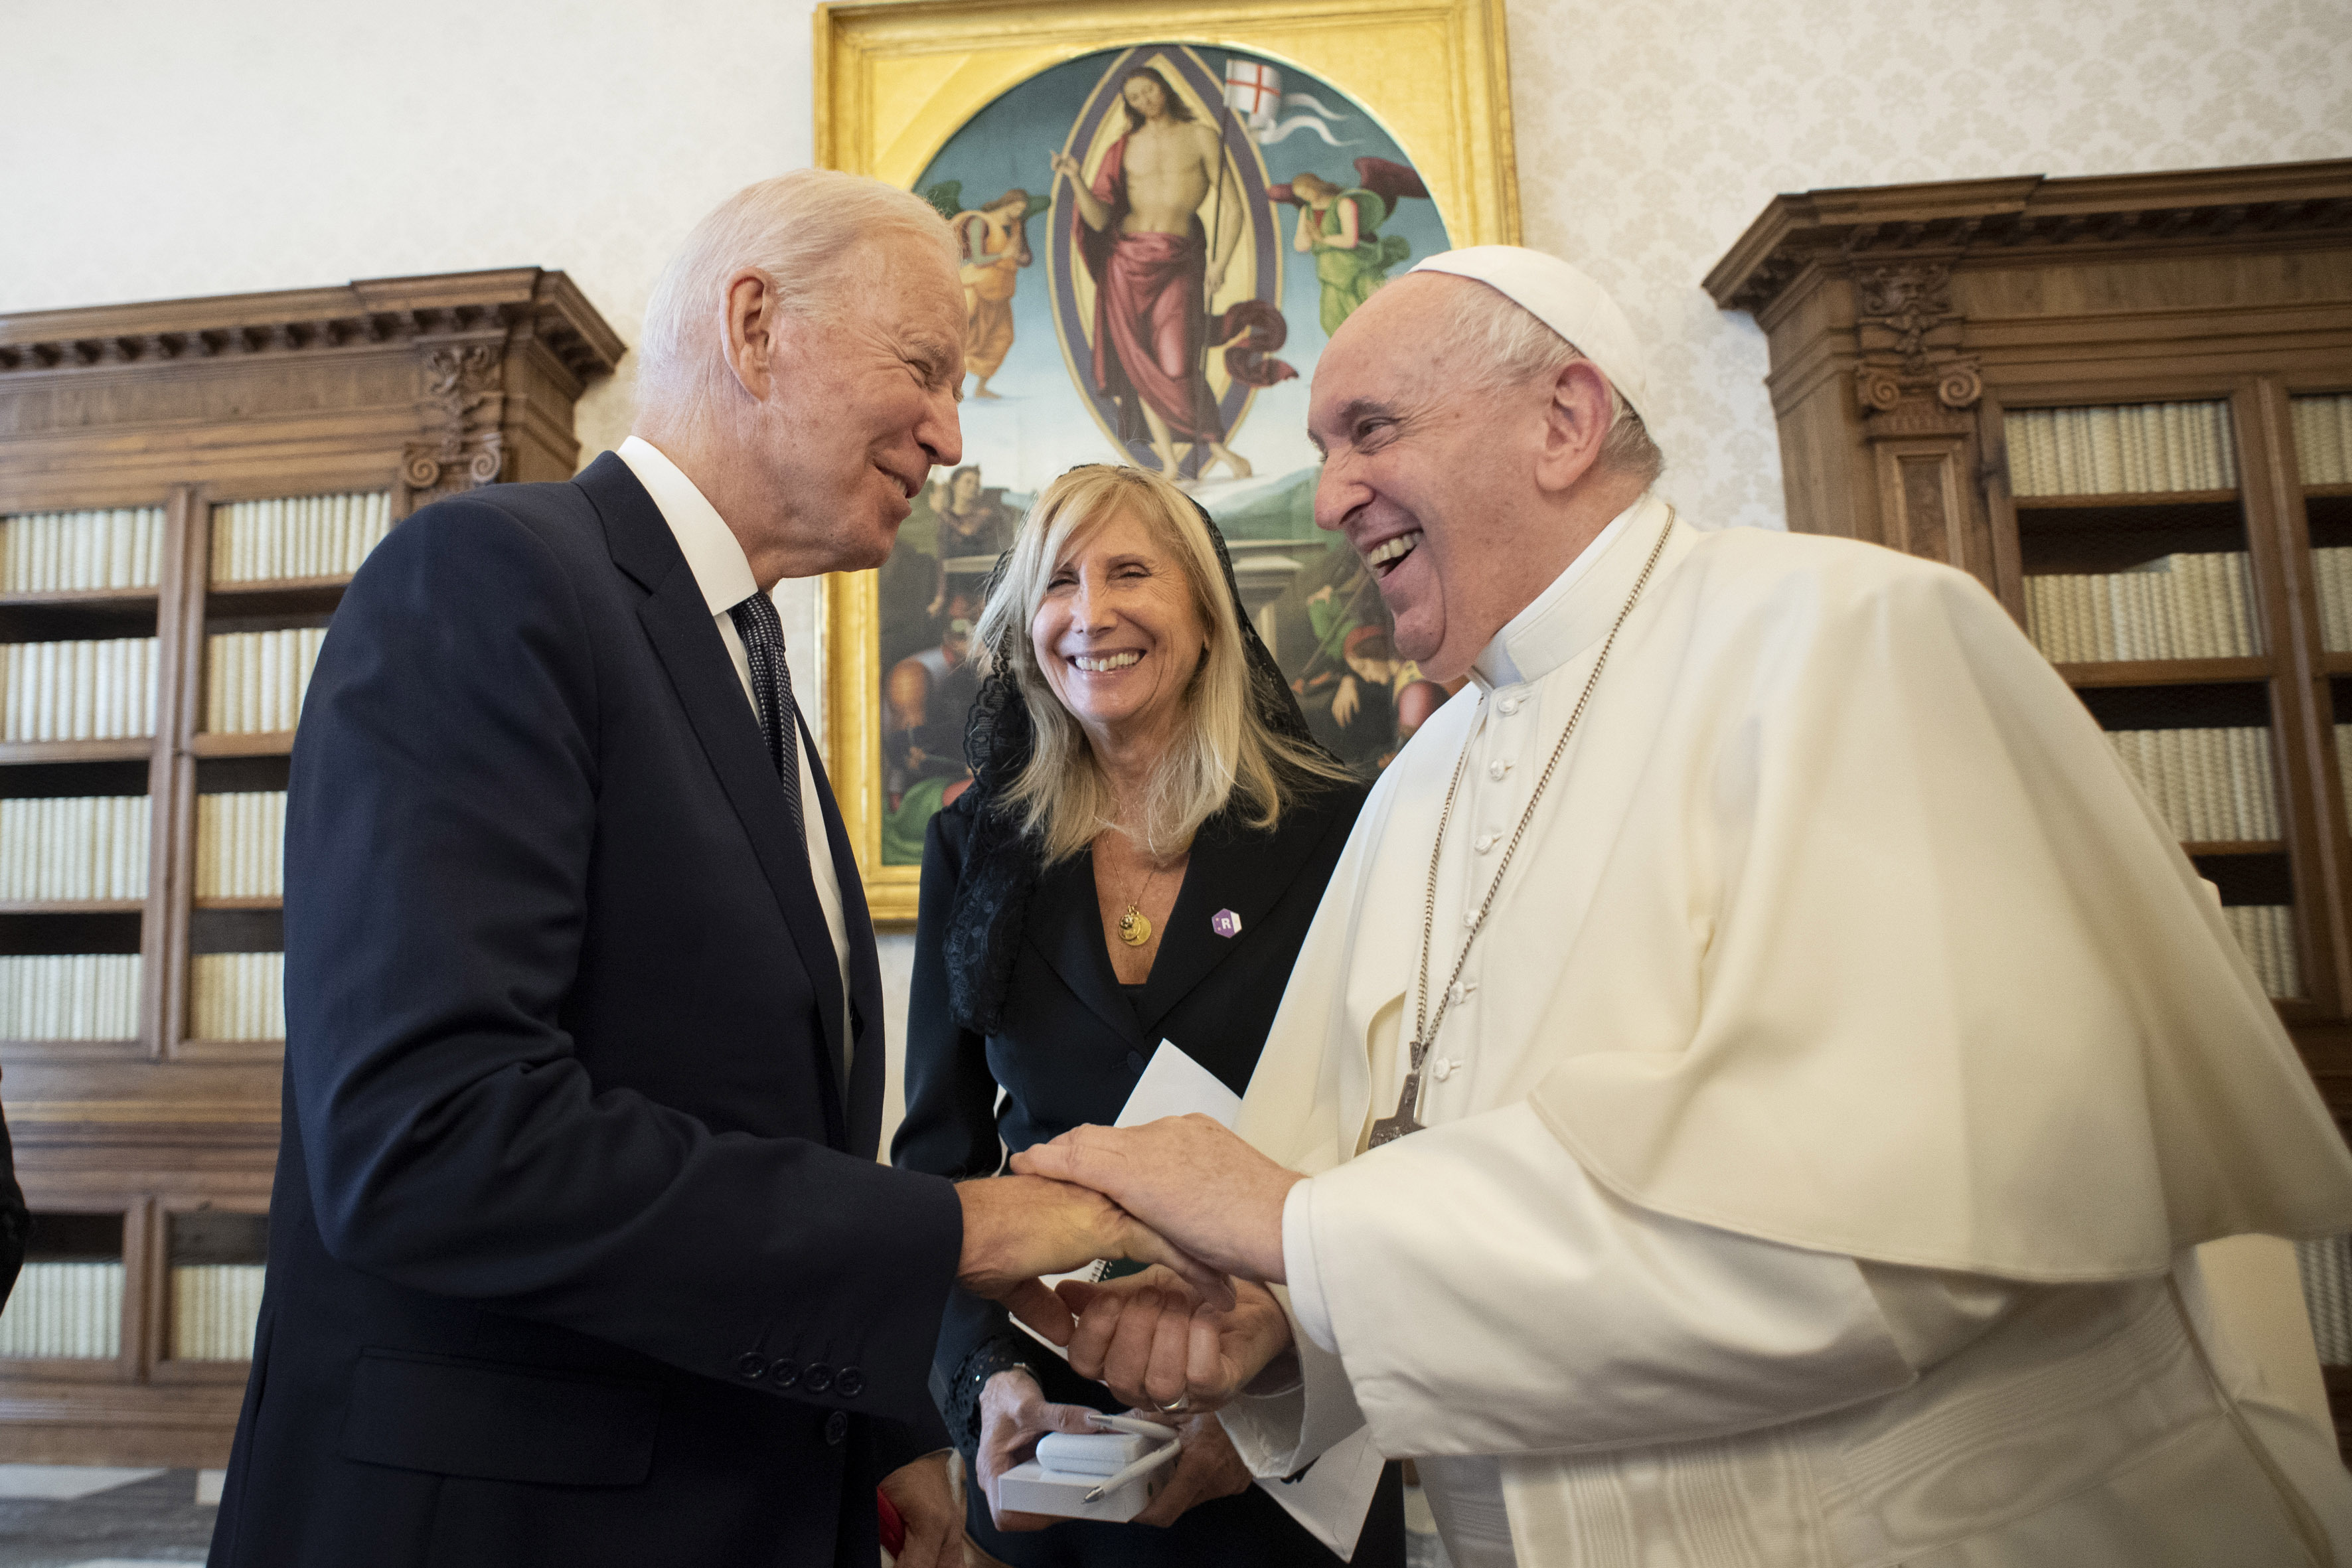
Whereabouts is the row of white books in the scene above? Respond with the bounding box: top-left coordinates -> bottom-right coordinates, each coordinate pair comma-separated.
0,795 -> 149,902
0,638 -> 159,742
2005,402 -> 2239,498
205,629 -> 327,735
189,951 -> 283,1042
195,791 -> 286,900
0,954 -> 141,1040
211,492 -> 392,585
2102,727 -> 2279,843
2294,394 -> 2352,488
0,509 -> 167,595
171,1264 -> 266,1360
0,1262 -> 121,1358
2300,1235 -> 2352,1364
2223,904 -> 2300,1000
2311,548 -> 2352,653
2020,554 -> 2258,664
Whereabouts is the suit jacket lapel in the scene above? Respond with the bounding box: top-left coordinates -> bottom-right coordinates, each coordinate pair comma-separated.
1133,795 -> 1341,1039
1027,848 -> 1146,1046
578,456 -> 851,1146
807,714 -> 883,1154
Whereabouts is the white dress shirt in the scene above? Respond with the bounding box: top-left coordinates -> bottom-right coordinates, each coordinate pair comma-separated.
615,436 -> 854,1077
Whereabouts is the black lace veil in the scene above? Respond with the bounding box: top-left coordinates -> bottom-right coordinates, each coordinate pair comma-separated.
940,477 -> 1328,1034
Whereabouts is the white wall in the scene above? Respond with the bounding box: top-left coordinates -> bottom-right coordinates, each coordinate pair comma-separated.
8,0 -> 2349,1141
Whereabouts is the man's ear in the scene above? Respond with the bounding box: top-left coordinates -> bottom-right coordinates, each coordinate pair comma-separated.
1533,358 -> 1613,495
721,270 -> 777,403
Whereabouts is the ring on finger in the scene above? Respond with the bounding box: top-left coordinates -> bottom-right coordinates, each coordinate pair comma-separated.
1152,1394 -> 1192,1417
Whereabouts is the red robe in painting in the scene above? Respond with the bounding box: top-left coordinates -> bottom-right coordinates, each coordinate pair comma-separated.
1077,137 -> 1227,445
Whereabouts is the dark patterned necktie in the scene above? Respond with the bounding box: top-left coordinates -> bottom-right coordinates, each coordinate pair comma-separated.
728,591 -> 805,842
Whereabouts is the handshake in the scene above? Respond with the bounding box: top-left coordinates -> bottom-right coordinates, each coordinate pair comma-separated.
949,1115 -> 1308,1529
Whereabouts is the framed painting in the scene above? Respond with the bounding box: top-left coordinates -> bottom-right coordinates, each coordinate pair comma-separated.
815,0 -> 1519,923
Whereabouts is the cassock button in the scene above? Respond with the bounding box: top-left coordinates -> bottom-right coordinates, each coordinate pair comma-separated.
767,1359 -> 800,1390
734,1352 -> 768,1381
837,1367 -> 865,1398
803,1363 -> 834,1393
1474,834 -> 1497,854
1125,1050 -> 1145,1074
825,1411 -> 848,1445
1487,760 -> 1509,781
1498,696 -> 1521,716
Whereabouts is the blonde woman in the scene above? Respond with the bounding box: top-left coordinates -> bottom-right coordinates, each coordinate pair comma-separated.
893,465 -> 1402,1567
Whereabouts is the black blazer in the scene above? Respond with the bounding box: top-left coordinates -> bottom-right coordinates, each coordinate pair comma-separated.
209,454 -> 963,1568
895,780 -> 1405,1568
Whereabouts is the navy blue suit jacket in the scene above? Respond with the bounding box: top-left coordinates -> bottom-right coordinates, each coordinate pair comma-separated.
209,453 -> 963,1568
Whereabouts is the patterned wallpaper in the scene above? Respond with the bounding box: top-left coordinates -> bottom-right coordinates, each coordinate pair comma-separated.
1505,0 -> 2352,530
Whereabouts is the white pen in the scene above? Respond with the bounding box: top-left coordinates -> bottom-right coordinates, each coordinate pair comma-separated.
1081,1436 -> 1184,1503
1085,1413 -> 1179,1442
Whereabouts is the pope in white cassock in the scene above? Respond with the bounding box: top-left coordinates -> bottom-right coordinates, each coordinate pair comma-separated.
1013,245 -> 2352,1567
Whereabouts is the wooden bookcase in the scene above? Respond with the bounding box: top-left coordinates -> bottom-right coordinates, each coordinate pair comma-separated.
0,272 -> 623,1462
1705,155 -> 2352,1444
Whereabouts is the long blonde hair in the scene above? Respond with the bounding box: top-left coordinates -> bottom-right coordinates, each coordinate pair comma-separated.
972,465 -> 1348,862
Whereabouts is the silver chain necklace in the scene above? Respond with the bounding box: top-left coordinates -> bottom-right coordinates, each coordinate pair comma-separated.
1368,513 -> 1676,1148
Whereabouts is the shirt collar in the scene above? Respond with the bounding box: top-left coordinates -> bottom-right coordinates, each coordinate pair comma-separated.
616,435 -> 761,617
1470,491 -> 1666,691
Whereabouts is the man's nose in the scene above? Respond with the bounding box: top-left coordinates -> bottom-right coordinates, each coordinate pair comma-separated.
921,385 -> 963,468
1312,457 -> 1362,533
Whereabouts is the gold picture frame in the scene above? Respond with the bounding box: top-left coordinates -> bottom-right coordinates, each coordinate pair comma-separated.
815,0 -> 1520,924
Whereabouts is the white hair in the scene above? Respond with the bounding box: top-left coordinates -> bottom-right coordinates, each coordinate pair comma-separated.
635,169 -> 957,428
1429,281 -> 1666,487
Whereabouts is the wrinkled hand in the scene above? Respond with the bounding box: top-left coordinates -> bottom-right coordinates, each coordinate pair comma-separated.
880,1451 -> 965,1568
1058,1267 -> 1294,1414
955,1174 -> 1232,1345
1132,1413 -> 1255,1528
1009,1117 -> 1298,1283
974,1369 -> 1107,1533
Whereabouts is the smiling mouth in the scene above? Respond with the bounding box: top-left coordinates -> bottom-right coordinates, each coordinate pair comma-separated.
1072,652 -> 1142,672
1363,531 -> 1424,578
880,465 -> 918,500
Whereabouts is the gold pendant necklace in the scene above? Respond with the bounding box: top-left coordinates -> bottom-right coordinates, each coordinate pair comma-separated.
1115,851 -> 1170,947
1368,514 -> 1676,1148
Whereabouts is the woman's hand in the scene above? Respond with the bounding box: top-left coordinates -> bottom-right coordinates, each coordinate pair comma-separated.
1131,1413 -> 1256,1528
1058,1267 -> 1295,1414
974,1369 -> 1109,1532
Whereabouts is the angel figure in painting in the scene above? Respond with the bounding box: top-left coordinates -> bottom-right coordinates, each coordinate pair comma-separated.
940,187 -> 1048,399
1281,160 -> 1429,333
1050,66 -> 1257,481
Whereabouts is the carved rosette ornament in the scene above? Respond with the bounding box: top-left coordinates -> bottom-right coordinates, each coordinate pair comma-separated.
400,345 -> 507,504
1851,262 -> 1982,437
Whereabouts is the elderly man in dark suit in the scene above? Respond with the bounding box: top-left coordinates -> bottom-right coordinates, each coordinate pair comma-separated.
206,170 -> 1205,1568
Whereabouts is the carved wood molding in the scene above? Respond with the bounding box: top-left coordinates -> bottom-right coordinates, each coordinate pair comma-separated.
0,269 -> 625,386
1703,158 -> 2352,317
400,345 -> 508,502
1851,261 -> 1982,437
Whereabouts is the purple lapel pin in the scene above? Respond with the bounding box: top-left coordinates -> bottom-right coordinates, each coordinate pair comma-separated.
1211,909 -> 1243,939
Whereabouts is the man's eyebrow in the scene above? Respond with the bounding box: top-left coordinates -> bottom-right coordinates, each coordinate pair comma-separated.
1311,398 -> 1393,456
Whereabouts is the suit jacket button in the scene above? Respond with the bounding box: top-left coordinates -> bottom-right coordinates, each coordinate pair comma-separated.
824,1410 -> 848,1445
836,1367 -> 864,1399
1125,1050 -> 1145,1074
734,1352 -> 768,1381
767,1359 -> 799,1390
803,1363 -> 834,1394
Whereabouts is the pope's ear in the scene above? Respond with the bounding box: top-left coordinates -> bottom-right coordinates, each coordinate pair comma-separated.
1533,358 -> 1614,495
720,270 -> 781,402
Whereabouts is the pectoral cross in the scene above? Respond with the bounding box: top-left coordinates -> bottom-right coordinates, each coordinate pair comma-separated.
1367,1040 -> 1429,1147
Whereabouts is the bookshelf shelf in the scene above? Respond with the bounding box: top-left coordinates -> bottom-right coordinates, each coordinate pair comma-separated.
2016,489 -> 2240,511
2057,658 -> 2274,688
0,741 -> 153,765
188,732 -> 294,760
0,268 -> 621,1463
2181,840 -> 2289,858
0,589 -> 162,611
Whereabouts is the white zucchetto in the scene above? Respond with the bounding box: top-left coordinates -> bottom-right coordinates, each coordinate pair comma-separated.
1409,246 -> 1650,418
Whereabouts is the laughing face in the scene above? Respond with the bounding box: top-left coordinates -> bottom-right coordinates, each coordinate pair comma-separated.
758,235 -> 966,572
1030,508 -> 1208,751
1308,273 -> 1551,682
